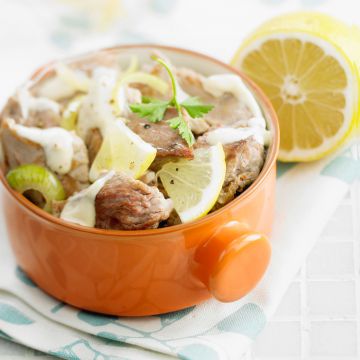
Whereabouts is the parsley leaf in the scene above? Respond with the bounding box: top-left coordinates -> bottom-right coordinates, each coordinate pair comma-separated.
129,99 -> 169,123
181,97 -> 214,118
167,116 -> 195,146
128,56 -> 213,146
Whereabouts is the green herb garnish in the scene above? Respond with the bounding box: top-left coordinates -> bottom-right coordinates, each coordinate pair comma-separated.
129,56 -> 214,146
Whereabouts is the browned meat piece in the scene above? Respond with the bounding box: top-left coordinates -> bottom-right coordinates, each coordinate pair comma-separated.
1,119 -> 45,170
149,156 -> 181,173
95,173 -> 173,230
216,137 -> 265,207
51,200 -> 66,217
1,96 -> 61,128
0,118 -> 89,196
58,133 -> 90,196
0,98 -> 22,123
127,108 -> 193,159
177,68 -> 253,126
85,128 -> 103,165
163,210 -> 181,227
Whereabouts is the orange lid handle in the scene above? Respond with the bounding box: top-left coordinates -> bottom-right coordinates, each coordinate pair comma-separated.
195,221 -> 271,302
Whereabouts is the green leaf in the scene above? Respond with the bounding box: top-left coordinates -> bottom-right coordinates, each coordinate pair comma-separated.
129,100 -> 169,123
167,116 -> 182,129
141,96 -> 161,104
129,56 -> 198,147
181,97 -> 214,118
0,303 -> 34,325
167,116 -> 195,146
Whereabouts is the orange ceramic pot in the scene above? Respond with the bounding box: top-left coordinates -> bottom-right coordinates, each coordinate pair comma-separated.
0,45 -> 279,316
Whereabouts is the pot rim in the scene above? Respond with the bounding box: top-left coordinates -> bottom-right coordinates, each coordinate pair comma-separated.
0,43 -> 280,237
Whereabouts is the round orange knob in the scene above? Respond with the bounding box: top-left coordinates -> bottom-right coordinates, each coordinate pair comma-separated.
195,221 -> 271,302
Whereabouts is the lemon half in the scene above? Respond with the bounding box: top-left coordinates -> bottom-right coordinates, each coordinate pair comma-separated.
232,12 -> 359,162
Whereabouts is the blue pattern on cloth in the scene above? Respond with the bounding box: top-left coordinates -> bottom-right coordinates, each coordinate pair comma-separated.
0,303 -> 34,325
321,149 -> 360,184
177,344 -> 219,360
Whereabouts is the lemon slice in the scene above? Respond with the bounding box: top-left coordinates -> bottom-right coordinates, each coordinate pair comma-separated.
89,120 -> 156,182
232,12 -> 359,162
158,144 -> 226,223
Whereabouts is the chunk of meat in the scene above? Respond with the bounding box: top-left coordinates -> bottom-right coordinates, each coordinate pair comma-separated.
59,133 -> 90,195
1,119 -> 45,170
199,136 -> 264,208
95,173 -> 173,230
149,156 -> 180,172
0,118 -> 89,196
177,68 -> 253,126
216,137 -> 265,206
162,210 -> 181,227
1,96 -> 61,129
127,108 -> 193,159
85,128 -> 102,165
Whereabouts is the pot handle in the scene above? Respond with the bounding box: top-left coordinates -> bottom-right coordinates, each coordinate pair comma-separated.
194,221 -> 271,302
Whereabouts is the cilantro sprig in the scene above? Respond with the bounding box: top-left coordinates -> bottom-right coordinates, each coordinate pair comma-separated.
129,56 -> 214,146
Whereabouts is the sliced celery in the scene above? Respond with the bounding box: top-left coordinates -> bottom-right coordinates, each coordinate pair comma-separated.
6,164 -> 66,213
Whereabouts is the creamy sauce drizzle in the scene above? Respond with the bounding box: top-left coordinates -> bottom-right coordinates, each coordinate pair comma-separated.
201,74 -> 270,145
204,126 -> 270,146
202,74 -> 264,119
17,88 -> 60,119
60,171 -> 115,227
77,67 -> 118,139
9,120 -> 74,174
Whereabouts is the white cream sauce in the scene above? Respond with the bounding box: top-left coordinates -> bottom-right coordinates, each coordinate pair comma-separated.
8,119 -> 74,174
77,67 -> 118,140
202,74 -> 264,120
204,127 -> 269,146
202,74 -> 270,145
17,88 -> 60,119
233,116 -> 266,129
60,171 -> 115,227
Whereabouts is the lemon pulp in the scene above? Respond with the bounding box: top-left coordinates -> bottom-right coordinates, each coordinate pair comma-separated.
232,12 -> 359,161
158,144 -> 226,223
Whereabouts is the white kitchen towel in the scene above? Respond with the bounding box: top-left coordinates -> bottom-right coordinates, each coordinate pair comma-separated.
0,145 -> 358,360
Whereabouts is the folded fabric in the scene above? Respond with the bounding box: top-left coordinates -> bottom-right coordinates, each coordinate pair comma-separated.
0,145 -> 358,360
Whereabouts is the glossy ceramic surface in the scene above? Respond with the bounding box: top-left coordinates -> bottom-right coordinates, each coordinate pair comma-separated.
0,45 -> 279,316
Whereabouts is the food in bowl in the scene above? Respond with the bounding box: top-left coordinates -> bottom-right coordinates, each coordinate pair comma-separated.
0,51 -> 270,231
0,46 -> 279,315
